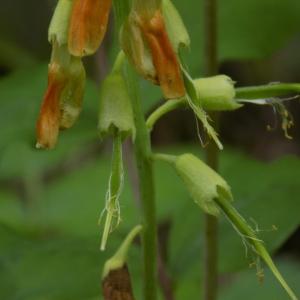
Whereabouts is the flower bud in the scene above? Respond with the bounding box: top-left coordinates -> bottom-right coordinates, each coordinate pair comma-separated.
36,44 -> 85,149
194,75 -> 242,111
48,0 -> 73,46
68,0 -> 112,57
120,1 -> 185,99
174,153 -> 232,216
98,71 -> 135,140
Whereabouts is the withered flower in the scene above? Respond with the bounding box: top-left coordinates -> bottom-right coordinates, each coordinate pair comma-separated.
68,0 -> 112,57
102,265 -> 135,300
120,0 -> 185,99
138,9 -> 185,99
36,44 -> 85,149
36,62 -> 65,149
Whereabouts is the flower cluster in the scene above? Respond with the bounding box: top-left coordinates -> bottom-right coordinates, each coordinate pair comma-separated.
36,0 -> 112,149
36,0 -> 188,149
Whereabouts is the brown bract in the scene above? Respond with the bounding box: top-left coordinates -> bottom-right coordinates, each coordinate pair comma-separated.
36,64 -> 65,149
139,10 -> 185,99
102,265 -> 135,300
68,0 -> 112,57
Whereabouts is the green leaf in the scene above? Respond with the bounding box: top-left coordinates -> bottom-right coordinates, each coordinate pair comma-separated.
172,0 -> 300,74
220,259 -> 300,300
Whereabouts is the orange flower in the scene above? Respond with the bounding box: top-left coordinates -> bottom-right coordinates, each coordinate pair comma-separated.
120,2 -> 185,99
36,44 -> 86,149
68,0 -> 112,57
36,63 -> 65,149
139,9 -> 185,99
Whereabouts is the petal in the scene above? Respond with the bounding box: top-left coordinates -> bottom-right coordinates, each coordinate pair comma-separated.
68,0 -> 112,56
139,10 -> 185,99
36,64 -> 65,149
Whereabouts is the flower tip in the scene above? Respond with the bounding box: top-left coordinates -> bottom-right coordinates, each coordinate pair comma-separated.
36,75 -> 61,150
36,116 -> 59,150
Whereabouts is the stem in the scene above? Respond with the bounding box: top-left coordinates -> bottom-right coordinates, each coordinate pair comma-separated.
113,2 -> 157,298
125,63 -> 157,300
152,153 -> 177,164
236,83 -> 300,99
146,99 -> 185,131
203,0 -> 218,299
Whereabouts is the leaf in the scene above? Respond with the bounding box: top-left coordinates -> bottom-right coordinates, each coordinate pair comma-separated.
172,0 -> 300,75
0,221 -> 142,299
220,259 -> 300,300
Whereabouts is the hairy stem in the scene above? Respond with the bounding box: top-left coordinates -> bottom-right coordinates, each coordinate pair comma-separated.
203,0 -> 219,299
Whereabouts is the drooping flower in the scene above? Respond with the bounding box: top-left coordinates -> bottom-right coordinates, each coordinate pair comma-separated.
120,0 -> 185,99
98,52 -> 135,250
36,44 -> 85,149
68,0 -> 112,57
36,62 -> 64,149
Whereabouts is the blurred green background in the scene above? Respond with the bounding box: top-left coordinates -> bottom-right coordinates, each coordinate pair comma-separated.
0,0 -> 300,299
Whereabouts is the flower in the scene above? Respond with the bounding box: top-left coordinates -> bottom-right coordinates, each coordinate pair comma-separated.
120,0 -> 185,99
68,0 -> 112,57
36,62 -> 64,149
36,44 -> 85,149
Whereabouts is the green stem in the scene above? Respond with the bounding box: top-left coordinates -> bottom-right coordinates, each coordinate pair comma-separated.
236,83 -> 300,99
152,153 -> 177,164
125,63 -> 157,300
203,0 -> 219,299
146,99 -> 185,131
113,2 -> 157,298
102,225 -> 143,279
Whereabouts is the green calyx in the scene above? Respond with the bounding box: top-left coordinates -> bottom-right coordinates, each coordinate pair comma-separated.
194,75 -> 242,111
48,0 -> 73,46
98,64 -> 136,140
102,225 -> 143,279
162,0 -> 190,52
174,153 -> 232,216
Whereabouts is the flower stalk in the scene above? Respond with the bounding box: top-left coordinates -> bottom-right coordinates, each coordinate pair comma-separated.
124,62 -> 157,300
115,1 -> 157,298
